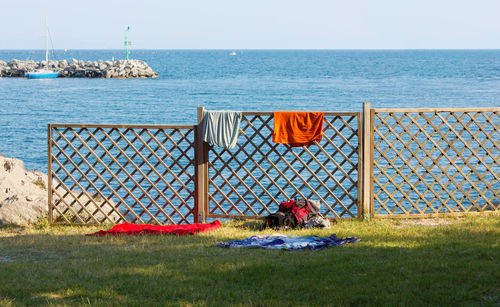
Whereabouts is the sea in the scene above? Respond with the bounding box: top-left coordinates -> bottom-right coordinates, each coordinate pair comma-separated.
0,49 -> 499,172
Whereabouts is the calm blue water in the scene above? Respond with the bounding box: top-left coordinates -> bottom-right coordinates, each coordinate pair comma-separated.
1,50 -> 499,171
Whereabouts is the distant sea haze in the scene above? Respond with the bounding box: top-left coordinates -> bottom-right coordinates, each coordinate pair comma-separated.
0,49 -> 499,170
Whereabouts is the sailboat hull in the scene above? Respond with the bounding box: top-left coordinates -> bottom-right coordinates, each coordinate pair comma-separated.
26,72 -> 59,78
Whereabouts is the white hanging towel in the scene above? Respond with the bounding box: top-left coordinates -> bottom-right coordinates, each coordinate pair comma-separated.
202,110 -> 242,149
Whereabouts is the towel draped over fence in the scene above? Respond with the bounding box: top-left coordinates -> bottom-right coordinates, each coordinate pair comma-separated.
272,111 -> 324,146
202,110 -> 242,149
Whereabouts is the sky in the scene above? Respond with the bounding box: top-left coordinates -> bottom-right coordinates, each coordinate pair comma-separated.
0,0 -> 499,49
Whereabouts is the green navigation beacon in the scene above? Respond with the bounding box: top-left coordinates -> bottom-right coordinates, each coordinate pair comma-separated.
124,26 -> 131,60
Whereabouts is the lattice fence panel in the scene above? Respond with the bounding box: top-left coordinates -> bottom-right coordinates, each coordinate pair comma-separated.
372,109 -> 500,216
207,112 -> 361,219
48,125 -> 196,225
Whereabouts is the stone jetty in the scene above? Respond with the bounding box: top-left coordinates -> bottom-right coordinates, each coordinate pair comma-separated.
0,59 -> 158,78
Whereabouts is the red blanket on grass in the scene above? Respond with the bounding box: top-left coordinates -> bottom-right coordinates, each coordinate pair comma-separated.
86,220 -> 221,236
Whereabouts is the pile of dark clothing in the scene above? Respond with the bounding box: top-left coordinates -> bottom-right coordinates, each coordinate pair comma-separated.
265,198 -> 332,229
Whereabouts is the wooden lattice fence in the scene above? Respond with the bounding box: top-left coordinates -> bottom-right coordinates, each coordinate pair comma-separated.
200,110 -> 362,220
47,105 -> 499,225
371,108 -> 500,217
48,124 -> 196,224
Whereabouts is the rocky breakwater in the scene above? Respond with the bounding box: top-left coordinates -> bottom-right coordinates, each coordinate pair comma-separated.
0,59 -> 158,78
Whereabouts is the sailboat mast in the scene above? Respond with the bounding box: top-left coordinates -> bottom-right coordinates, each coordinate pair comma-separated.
45,13 -> 49,65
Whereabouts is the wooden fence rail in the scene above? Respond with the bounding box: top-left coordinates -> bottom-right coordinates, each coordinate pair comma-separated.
47,105 -> 499,225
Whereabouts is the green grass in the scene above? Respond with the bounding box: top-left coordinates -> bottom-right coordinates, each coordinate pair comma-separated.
31,178 -> 46,190
0,215 -> 499,306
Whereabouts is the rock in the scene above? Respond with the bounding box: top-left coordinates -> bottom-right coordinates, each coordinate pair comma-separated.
57,60 -> 67,68
74,69 -> 86,78
0,157 -> 47,225
0,155 -> 122,226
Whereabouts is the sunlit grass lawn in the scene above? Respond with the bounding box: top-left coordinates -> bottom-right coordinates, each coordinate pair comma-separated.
0,215 -> 499,306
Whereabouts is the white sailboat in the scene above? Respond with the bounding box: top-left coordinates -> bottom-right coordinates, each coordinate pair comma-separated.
26,14 -> 58,79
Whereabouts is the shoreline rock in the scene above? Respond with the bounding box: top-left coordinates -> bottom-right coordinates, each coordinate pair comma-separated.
0,155 -> 122,226
0,59 -> 158,78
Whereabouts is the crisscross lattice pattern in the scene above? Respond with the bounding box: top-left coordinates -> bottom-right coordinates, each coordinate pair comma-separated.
207,112 -> 361,219
372,109 -> 500,216
48,124 -> 195,224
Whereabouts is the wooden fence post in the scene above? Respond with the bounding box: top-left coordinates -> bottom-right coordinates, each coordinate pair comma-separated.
362,102 -> 372,220
194,107 -> 208,223
47,124 -> 53,224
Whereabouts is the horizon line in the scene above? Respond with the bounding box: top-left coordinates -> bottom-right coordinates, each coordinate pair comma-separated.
1,48 -> 500,51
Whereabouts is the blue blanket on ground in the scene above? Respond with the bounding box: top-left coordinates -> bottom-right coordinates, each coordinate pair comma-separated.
216,233 -> 360,250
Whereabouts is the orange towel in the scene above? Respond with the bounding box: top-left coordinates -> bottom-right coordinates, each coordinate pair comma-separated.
272,111 -> 324,147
